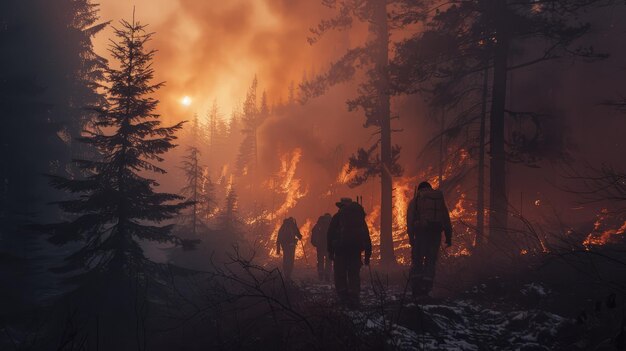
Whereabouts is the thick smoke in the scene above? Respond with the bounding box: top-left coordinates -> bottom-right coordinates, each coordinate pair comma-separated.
92,0 -> 626,244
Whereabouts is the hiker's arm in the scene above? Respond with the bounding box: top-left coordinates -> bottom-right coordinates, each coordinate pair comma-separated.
327,215 -> 339,259
276,227 -> 283,253
363,222 -> 372,264
295,223 -> 302,240
442,200 -> 453,245
310,224 -> 318,247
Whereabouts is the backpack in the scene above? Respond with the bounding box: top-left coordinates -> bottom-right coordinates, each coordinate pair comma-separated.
311,216 -> 330,248
335,202 -> 367,251
413,189 -> 446,233
278,218 -> 298,245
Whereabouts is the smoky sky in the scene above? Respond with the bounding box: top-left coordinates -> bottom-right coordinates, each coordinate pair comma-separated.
95,0 -> 350,121
92,0 -> 626,225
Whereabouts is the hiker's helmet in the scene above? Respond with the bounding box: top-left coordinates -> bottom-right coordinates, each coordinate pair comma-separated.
418,181 -> 433,190
335,197 -> 352,208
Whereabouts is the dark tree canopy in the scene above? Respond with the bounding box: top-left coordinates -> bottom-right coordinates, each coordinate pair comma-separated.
301,0 -> 411,264
179,146 -> 216,236
0,0 -> 107,232
237,76 -> 266,176
42,18 -> 191,278
392,0 -> 611,239
219,186 -> 240,235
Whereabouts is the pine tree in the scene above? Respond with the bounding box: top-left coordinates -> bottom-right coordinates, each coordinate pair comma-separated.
228,107 -> 241,140
219,186 -> 239,235
43,18 -> 191,280
179,146 -> 215,236
0,0 -> 107,312
288,80 -> 296,105
259,91 -> 269,122
206,99 -> 222,162
393,0 -> 609,241
0,0 -> 107,232
236,76 -> 265,175
187,112 -> 204,146
476,68 -> 489,245
302,0 -> 408,265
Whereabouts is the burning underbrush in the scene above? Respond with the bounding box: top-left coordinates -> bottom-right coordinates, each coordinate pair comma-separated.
582,209 -> 626,249
188,139 -> 625,272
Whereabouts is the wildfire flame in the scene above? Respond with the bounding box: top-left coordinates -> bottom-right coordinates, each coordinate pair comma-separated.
355,148 -> 475,264
337,162 -> 357,185
391,177 -> 416,264
263,148 -> 309,256
583,208 -> 626,249
265,148 -> 308,221
450,247 -> 471,257
295,218 -> 312,260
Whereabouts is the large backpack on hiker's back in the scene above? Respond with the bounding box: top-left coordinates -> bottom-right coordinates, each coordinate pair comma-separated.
414,189 -> 446,233
311,215 -> 330,249
278,218 -> 298,245
336,202 -> 367,251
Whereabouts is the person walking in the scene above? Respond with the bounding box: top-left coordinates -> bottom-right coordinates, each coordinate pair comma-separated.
406,182 -> 452,297
276,217 -> 302,279
328,198 -> 371,307
311,213 -> 332,281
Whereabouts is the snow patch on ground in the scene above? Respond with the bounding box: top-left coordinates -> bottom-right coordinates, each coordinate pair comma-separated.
304,282 -> 570,350
521,282 -> 551,297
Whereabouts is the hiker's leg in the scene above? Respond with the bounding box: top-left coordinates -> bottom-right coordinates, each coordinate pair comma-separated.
323,253 -> 332,281
411,236 -> 428,296
346,252 -> 362,305
333,254 -> 349,302
316,249 -> 324,279
283,245 -> 295,279
423,233 -> 442,293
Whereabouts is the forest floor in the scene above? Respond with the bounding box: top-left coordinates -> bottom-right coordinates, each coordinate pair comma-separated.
2,244 -> 625,350
289,246 -> 626,351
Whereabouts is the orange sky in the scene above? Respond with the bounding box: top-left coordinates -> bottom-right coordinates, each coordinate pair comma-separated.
93,0 -> 346,122
88,0 -> 626,233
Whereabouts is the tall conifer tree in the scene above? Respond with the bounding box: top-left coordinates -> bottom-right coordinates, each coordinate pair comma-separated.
43,18 -> 191,280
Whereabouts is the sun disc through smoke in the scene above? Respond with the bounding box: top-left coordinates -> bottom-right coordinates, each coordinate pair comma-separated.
181,96 -> 192,106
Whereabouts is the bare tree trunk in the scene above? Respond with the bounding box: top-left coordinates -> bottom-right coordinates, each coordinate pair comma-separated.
375,0 -> 396,265
439,108 -> 445,188
476,66 -> 488,245
253,127 -> 258,172
192,152 -> 198,237
489,0 -> 509,240
208,101 -> 218,168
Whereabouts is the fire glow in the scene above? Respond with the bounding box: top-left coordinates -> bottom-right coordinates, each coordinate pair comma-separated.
583,209 -> 626,249
264,148 -> 309,256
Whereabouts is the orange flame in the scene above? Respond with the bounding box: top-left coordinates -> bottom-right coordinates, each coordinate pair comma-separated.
583,209 -> 626,249
337,162 -> 357,185
449,247 -> 471,257
392,177 -> 416,264
265,148 -> 308,221
264,148 -> 309,256
295,218 -> 312,260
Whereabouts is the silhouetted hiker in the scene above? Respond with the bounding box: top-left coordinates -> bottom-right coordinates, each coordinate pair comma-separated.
407,181 -> 452,297
311,213 -> 332,281
276,217 -> 302,279
328,198 -> 372,307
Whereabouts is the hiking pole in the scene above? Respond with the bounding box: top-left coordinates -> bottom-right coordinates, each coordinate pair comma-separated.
300,239 -> 310,267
